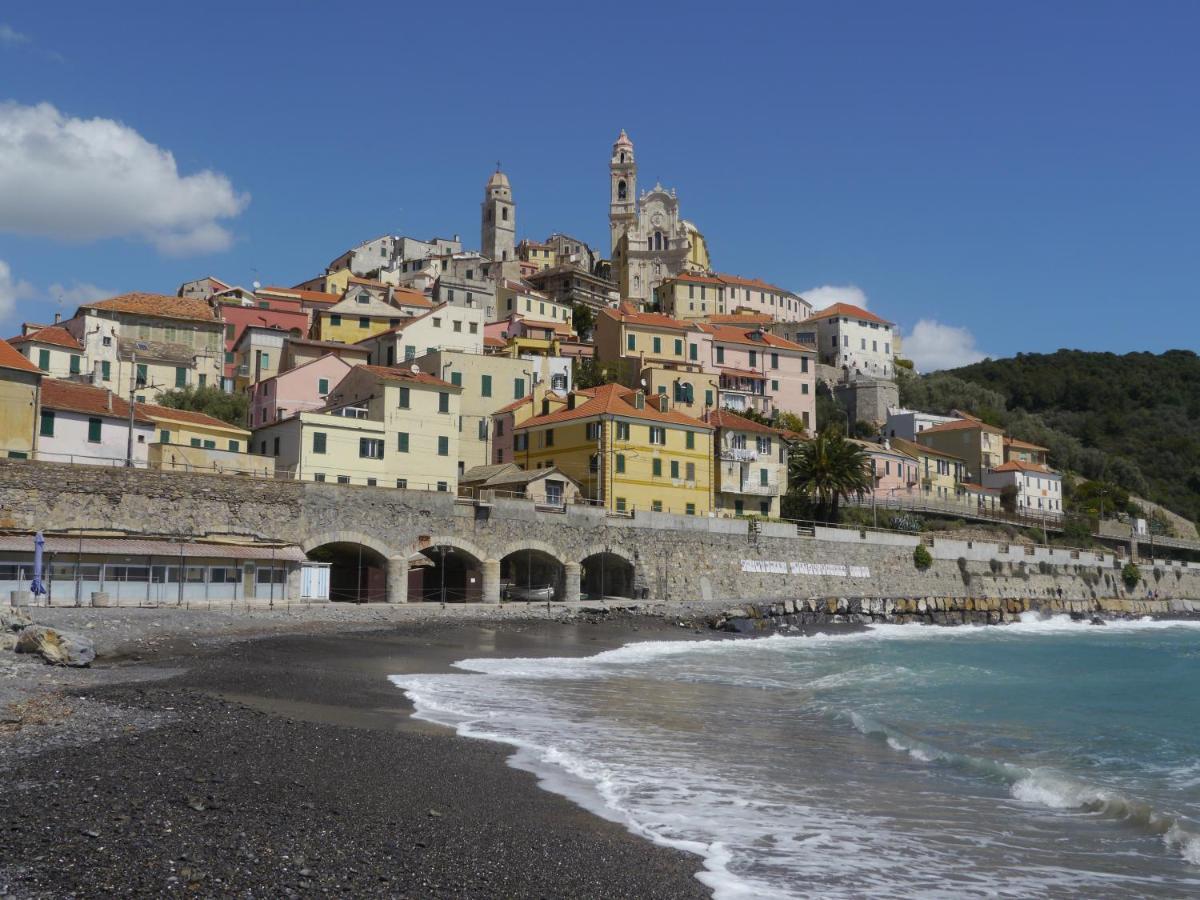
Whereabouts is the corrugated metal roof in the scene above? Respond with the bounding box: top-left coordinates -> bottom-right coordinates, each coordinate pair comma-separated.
0,534 -> 306,561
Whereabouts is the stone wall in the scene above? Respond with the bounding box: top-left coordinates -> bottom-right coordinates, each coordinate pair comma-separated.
1,460 -> 1198,606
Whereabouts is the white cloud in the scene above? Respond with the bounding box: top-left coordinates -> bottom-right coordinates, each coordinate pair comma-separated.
0,24 -> 30,46
903,319 -> 988,372
800,284 -> 869,311
0,260 -> 35,319
47,280 -> 113,306
0,101 -> 249,256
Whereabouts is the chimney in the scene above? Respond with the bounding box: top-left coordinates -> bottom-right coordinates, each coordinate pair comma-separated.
106,390 -> 113,412
54,312 -> 62,324
567,394 -> 577,410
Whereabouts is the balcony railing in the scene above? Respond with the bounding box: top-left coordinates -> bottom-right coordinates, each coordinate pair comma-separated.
720,448 -> 759,462
721,477 -> 780,496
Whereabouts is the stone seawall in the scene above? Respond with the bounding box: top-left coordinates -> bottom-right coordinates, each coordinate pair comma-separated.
1,460 -> 1198,607
714,595 -> 1200,633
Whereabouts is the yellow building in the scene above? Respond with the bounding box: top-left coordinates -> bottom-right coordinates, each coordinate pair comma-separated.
708,409 -> 790,518
251,365 -> 461,491
512,383 -> 713,516
915,413 -> 1003,483
141,404 -> 269,476
8,325 -> 85,379
594,302 -> 702,382
0,339 -> 42,459
655,272 -> 727,321
890,437 -> 965,502
516,240 -> 557,271
313,289 -> 413,344
496,280 -> 574,326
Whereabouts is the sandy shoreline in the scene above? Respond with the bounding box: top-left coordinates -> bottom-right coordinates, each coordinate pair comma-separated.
0,604 -> 725,898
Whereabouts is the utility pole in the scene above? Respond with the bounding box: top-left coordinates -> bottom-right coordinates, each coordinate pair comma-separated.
125,351 -> 137,467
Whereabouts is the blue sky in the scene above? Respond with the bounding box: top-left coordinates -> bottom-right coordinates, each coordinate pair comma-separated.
1,2 -> 1196,370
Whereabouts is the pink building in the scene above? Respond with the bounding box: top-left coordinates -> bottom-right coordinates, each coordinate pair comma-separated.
697,324 -> 816,430
856,440 -> 920,501
218,304 -> 310,383
247,353 -> 353,428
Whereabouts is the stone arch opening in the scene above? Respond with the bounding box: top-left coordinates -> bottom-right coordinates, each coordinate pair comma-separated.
416,543 -> 484,603
501,548 -> 565,602
581,551 -> 636,600
306,541 -> 388,603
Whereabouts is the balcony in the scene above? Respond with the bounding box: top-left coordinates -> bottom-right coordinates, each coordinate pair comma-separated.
720,447 -> 759,463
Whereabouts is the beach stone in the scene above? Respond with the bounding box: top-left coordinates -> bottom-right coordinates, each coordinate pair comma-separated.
1,608 -> 32,631
0,632 -> 16,651
15,625 -> 96,667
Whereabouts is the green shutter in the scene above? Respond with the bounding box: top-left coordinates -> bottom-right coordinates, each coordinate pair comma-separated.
228,440 -> 239,452
438,392 -> 449,412
481,374 -> 492,397
69,355 -> 81,375
760,468 -> 769,486
190,438 -> 201,448
514,377 -> 525,399
450,372 -> 462,387
652,458 -> 662,477
627,334 -> 635,351
37,349 -> 49,371
87,417 -> 102,443
616,453 -> 625,473
652,336 -> 661,354
674,339 -> 682,355
399,387 -> 410,408
437,436 -> 448,456
313,432 -> 327,454
689,344 -> 697,361
670,459 -> 679,479
39,410 -> 54,437
160,429 -> 171,444
175,367 -> 186,387
318,378 -> 329,395
686,431 -> 695,450
397,432 -> 409,452
101,361 -> 111,381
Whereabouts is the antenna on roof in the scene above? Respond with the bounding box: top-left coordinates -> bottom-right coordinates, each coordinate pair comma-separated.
252,280 -> 261,290
410,363 -> 420,375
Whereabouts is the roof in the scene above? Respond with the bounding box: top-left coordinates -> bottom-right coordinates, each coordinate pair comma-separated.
852,439 -> 917,460
961,482 -> 1001,494
1004,436 -> 1049,451
39,379 -> 152,422
80,293 -> 220,324
704,313 -> 775,326
698,323 -> 809,351
346,276 -> 391,290
516,318 -> 572,335
599,302 -> 692,331
991,460 -> 1058,475
719,367 -> 767,380
137,403 -> 249,433
479,466 -> 577,491
706,408 -> 786,436
259,286 -> 342,303
515,383 -> 712,431
357,365 -> 458,390
918,417 -> 1004,436
461,463 -> 521,483
287,337 -> 371,355
483,336 -> 508,349
7,325 -> 83,351
493,392 -> 563,415
890,436 -> 965,462
0,533 -> 305,562
0,339 -> 42,374
391,289 -> 435,308
805,303 -> 894,327
714,272 -> 797,296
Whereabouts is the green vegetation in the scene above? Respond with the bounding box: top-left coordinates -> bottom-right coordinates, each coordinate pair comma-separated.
154,386 -> 248,428
913,544 -> 932,570
784,428 -> 872,523
1122,562 -> 1141,590
900,350 -> 1200,524
570,302 -> 595,341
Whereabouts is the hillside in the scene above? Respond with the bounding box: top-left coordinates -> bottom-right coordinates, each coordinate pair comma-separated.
899,349 -> 1200,525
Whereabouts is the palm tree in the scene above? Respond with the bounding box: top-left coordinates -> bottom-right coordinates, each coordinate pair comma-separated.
789,429 -> 872,523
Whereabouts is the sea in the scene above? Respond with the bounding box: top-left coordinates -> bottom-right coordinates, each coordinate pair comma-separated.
392,615 -> 1200,898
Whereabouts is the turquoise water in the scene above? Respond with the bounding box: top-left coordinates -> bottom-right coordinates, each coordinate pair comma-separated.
394,616 -> 1200,897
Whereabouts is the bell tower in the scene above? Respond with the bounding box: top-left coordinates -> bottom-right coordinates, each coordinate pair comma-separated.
482,167 -> 515,263
609,129 -> 637,254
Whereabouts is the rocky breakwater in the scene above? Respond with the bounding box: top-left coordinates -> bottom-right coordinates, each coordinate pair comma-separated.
2,608 -> 95,666
708,595 -> 1179,634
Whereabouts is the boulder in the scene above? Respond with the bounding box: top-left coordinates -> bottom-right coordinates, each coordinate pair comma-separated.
0,608 -> 32,632
15,626 -> 95,667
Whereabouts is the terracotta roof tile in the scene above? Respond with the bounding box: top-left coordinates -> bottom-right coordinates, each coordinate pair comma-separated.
0,339 -> 42,374
890,437 -> 966,462
357,365 -> 458,389
704,313 -> 774,325
515,383 -> 711,431
804,302 -> 894,326
80,293 -> 220,324
719,366 -> 767,379
600,302 -> 693,331
1004,436 -> 1049,451
698,323 -> 809,351
493,391 -> 564,415
40,379 -> 152,422
918,417 -> 1003,435
7,325 -> 83,351
990,460 -> 1057,475
138,403 -> 249,432
260,286 -> 342,303
483,336 -> 508,349
706,408 -> 786,436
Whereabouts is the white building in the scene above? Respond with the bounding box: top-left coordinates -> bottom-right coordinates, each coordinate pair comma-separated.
801,302 -> 897,380
356,303 -> 486,367
36,379 -> 153,466
983,461 -> 1064,518
884,407 -> 961,441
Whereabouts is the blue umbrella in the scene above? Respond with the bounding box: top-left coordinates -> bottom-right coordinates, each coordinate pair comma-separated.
30,531 -> 47,596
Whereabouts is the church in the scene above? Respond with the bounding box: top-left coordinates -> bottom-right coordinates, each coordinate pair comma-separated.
608,130 -> 710,308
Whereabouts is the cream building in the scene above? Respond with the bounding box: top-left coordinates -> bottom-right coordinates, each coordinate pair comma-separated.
0,339 -> 42,459
252,366 -> 461,492
608,130 -> 710,306
708,409 -> 790,518
9,324 -> 85,379
357,303 -> 486,367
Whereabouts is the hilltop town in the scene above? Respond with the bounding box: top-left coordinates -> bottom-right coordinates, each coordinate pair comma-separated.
2,130 -> 1071,553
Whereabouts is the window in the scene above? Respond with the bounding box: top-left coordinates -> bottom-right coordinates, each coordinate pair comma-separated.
399,387 -> 411,408
674,339 -> 683,356
313,432 -> 327,454
360,438 -> 384,459
652,500 -> 663,512
396,432 -> 410,453
450,371 -> 462,387
652,336 -> 661,354
437,436 -> 449,456
198,374 -> 207,388
438,392 -> 449,413
273,437 -> 280,456
616,422 -> 630,441
616,497 -> 627,512
202,439 -> 216,450
101,360 -> 111,381
318,378 -> 329,396
649,426 -> 666,445
544,429 -> 554,447
760,468 -> 769,486
802,383 -> 809,395
481,374 -> 492,397
514,377 -> 525,399
686,431 -> 695,450
337,475 -> 350,484
770,353 -> 779,369
404,345 -> 416,361
437,481 -> 448,492
670,460 -> 680,479
627,334 -> 636,351
514,433 -> 528,451
652,458 -> 662,477
705,389 -> 714,407
330,314 -> 342,326
686,503 -> 696,516
689,343 -> 698,361
771,379 -> 779,391
39,410 -> 54,437
174,367 -> 187,388
735,499 -> 744,516
356,293 -> 370,304
715,347 -> 725,364
87,417 -> 102,443
228,440 -> 239,452
160,429 -> 171,444
616,453 -> 626,473
396,478 -> 408,489
686,462 -> 695,481
37,349 -> 49,371
586,422 -> 602,441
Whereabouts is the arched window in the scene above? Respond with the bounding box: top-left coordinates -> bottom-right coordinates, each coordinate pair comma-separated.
617,179 -> 627,200
654,231 -> 663,251
501,206 -> 508,221
551,373 -> 568,391
620,152 -> 626,163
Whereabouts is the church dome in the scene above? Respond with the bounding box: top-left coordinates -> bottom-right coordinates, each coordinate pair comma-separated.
487,169 -> 510,189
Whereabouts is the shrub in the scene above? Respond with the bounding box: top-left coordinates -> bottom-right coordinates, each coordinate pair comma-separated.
1153,567 -> 1163,582
913,544 -> 933,571
1038,561 -> 1052,575
957,556 -> 971,585
1122,563 -> 1141,590
1027,528 -> 1046,545
989,558 -> 1003,575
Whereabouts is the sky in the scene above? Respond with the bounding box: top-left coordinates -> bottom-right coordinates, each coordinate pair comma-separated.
0,1 -> 1197,371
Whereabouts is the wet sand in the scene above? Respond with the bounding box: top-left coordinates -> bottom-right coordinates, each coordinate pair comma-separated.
0,614 -> 716,898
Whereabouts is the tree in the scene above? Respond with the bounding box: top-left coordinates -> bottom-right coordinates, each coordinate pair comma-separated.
155,386 -> 249,428
773,411 -> 808,437
570,302 -> 596,341
787,428 -> 872,523
573,357 -> 634,390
